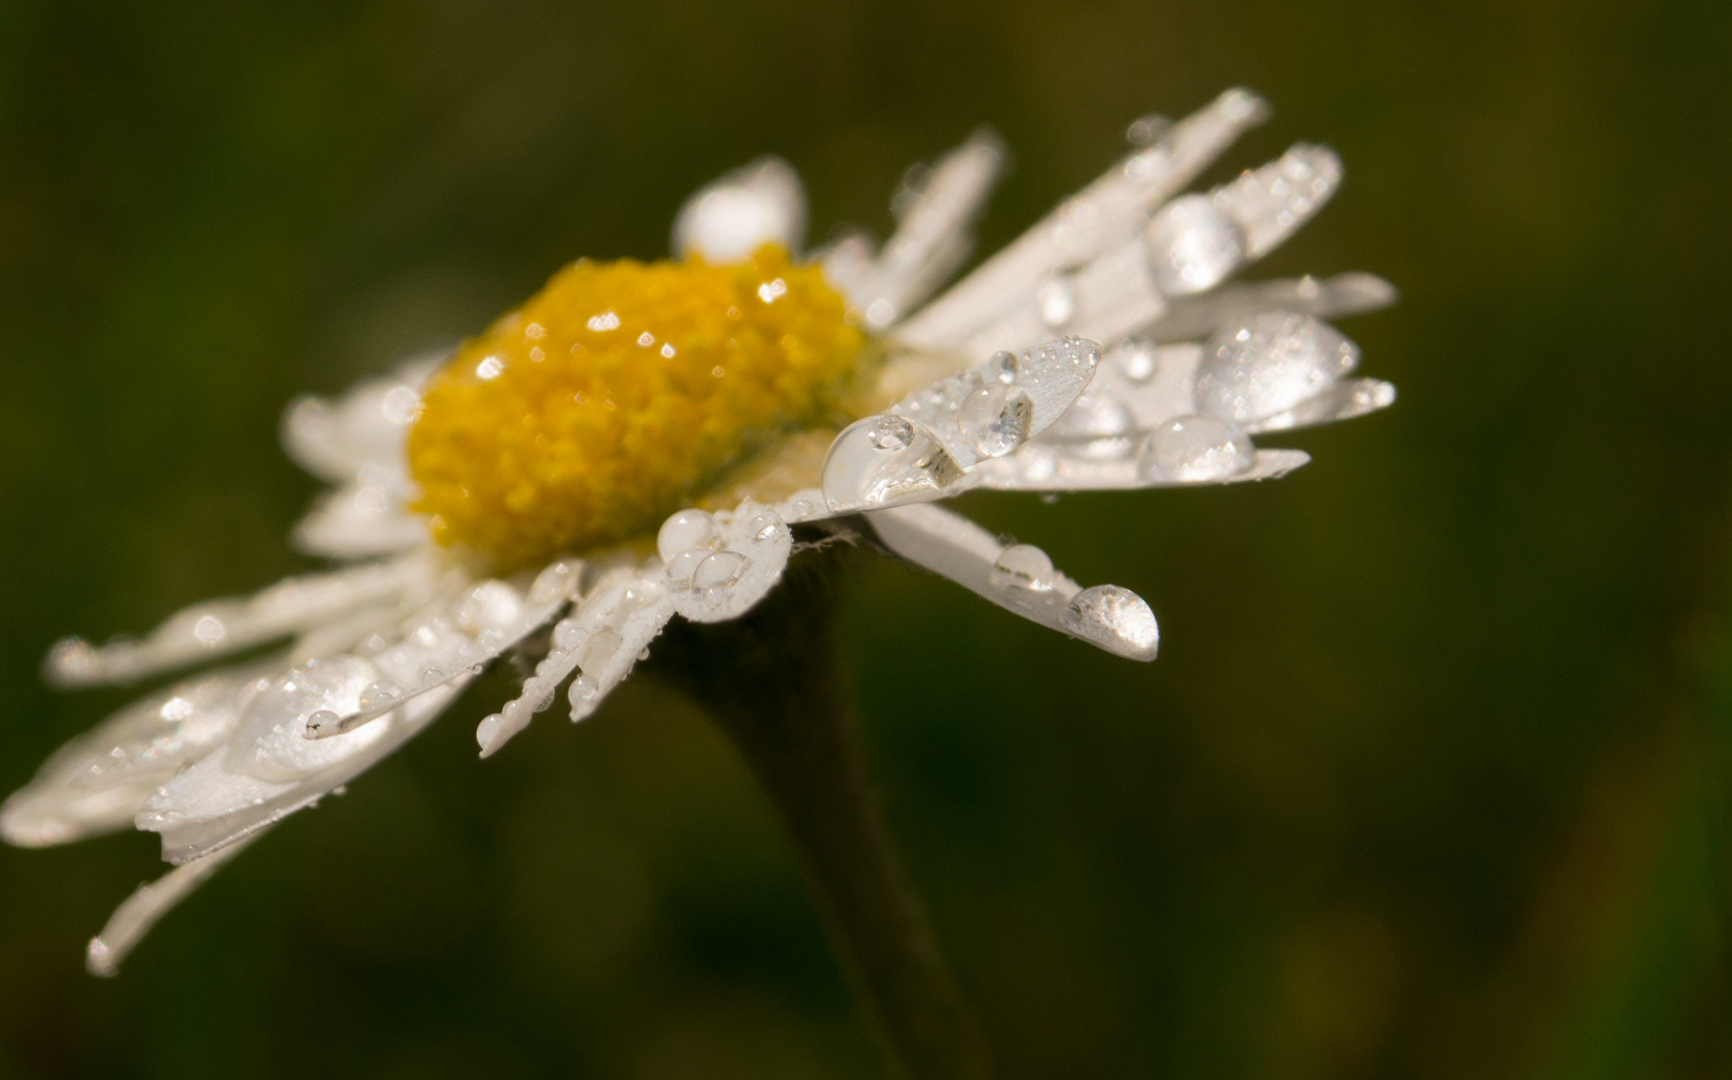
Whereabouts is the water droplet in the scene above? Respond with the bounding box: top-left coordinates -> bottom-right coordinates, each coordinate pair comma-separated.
307,709 -> 340,733
359,680 -> 405,711
957,384 -> 1034,458
1113,341 -> 1159,383
552,619 -> 583,650
419,663 -> 447,685
192,615 -> 226,646
529,561 -> 578,604
692,550 -> 750,592
1194,311 -> 1358,423
665,548 -> 707,586
747,512 -> 787,542
1136,415 -> 1254,482
821,415 -> 967,512
657,509 -> 720,562
1035,276 -> 1077,327
1061,585 -> 1160,660
985,351 -> 1018,384
1144,194 -> 1246,295
577,628 -> 623,675
569,675 -> 600,713
990,545 -> 1055,593
1126,113 -> 1171,147
622,580 -> 666,610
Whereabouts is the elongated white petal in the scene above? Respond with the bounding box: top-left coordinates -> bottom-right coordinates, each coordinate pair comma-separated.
475,565 -> 671,758
1148,272 -> 1397,343
867,503 -> 1158,661
849,130 -> 1006,330
280,355 -> 439,485
973,444 -> 1308,491
672,157 -> 807,262
139,675 -> 466,865
86,830 -> 265,977
304,561 -> 580,740
1,662 -> 275,847
45,555 -> 435,688
291,477 -> 428,560
894,88 -> 1269,351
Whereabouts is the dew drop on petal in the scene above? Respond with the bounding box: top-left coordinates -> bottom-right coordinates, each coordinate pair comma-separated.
747,512 -> 787,543
552,619 -> 583,650
529,561 -> 578,605
657,509 -> 721,562
821,415 -> 967,512
1144,194 -> 1246,295
989,545 -> 1056,593
1061,585 -> 1160,660
576,628 -> 623,675
1136,414 -> 1255,482
359,680 -> 405,711
1035,276 -> 1077,327
692,550 -> 750,592
957,383 -> 1034,458
1193,311 -> 1360,423
1113,340 -> 1160,383
569,675 -> 600,715
665,548 -> 707,586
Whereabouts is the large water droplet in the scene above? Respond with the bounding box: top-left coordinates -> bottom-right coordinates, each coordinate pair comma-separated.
989,545 -> 1056,593
1061,586 -> 1160,660
957,384 -> 1034,458
1144,194 -> 1246,295
1194,311 -> 1358,423
657,509 -> 721,562
576,628 -> 623,675
359,679 -> 405,711
692,550 -> 750,592
822,415 -> 967,512
1137,415 -> 1254,482
1035,276 -> 1077,327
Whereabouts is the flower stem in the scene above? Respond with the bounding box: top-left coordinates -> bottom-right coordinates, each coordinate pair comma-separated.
653,546 -> 992,1080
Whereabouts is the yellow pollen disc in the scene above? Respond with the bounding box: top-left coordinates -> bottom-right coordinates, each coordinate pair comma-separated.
408,245 -> 866,570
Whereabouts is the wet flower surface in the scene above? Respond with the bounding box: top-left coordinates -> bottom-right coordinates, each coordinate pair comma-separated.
3,88 -> 1394,976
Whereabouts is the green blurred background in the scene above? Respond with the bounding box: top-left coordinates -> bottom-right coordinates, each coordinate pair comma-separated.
2,0 -> 1729,1076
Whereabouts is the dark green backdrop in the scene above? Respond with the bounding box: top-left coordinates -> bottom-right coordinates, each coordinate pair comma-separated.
2,1 -> 1728,1077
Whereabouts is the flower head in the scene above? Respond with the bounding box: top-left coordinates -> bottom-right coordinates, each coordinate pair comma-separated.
2,88 -> 1395,975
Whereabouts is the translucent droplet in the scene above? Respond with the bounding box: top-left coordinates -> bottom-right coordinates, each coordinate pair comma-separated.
226,657 -> 388,781
657,509 -> 720,562
569,675 -> 600,713
1113,341 -> 1159,383
576,628 -> 623,675
985,351 -> 1018,384
1061,585 -> 1160,660
192,615 -> 226,645
306,710 -> 340,733
665,548 -> 707,586
529,561 -> 578,604
957,384 -> 1034,458
359,680 -> 405,711
990,545 -> 1055,593
1136,415 -> 1255,482
1144,194 -> 1246,295
747,512 -> 786,542
1194,311 -> 1359,423
821,415 -> 967,512
692,550 -> 750,592
552,619 -> 583,650
419,663 -> 447,685
1035,276 -> 1077,327
621,580 -> 666,611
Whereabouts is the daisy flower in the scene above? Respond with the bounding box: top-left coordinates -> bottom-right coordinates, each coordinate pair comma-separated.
2,88 -> 1394,976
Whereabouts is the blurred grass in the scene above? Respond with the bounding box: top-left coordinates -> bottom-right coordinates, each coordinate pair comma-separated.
1,0 -> 1729,1077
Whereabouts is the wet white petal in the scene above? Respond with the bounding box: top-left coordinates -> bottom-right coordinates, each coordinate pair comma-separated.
896,87 -> 1269,351
974,444 -> 1308,491
1147,272 -> 1397,343
672,157 -> 807,262
291,477 -> 428,560
665,500 -> 794,623
0,663 -> 273,847
280,354 -> 441,485
45,555 -> 433,688
86,830 -> 265,977
1193,312 -> 1360,425
866,503 -> 1158,660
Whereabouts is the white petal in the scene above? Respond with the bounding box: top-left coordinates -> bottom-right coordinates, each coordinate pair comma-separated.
1,662 -> 273,847
45,554 -> 435,688
280,354 -> 440,485
662,500 -> 795,623
894,88 -> 1269,352
846,129 -> 1006,329
671,157 -> 807,262
291,477 -> 428,560
86,829 -> 265,977
972,444 -> 1309,491
1148,272 -> 1397,343
475,564 -> 671,758
866,503 -> 1159,661
138,676 -> 466,865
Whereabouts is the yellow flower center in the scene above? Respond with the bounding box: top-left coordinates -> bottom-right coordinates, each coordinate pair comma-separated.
407,245 -> 866,571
